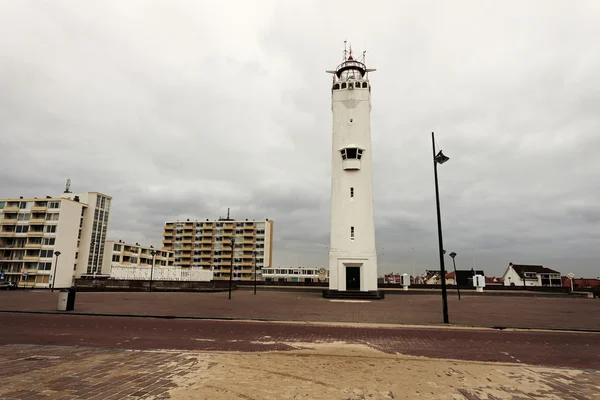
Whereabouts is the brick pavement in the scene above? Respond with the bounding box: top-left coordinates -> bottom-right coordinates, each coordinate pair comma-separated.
0,290 -> 598,330
1,313 -> 599,369
0,345 -> 202,399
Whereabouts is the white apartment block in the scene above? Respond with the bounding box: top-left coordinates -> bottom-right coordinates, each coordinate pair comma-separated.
0,190 -> 112,288
102,240 -> 174,275
262,267 -> 329,283
163,217 -> 273,281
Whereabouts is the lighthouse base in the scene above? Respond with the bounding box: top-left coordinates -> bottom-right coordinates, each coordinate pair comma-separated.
322,289 -> 385,300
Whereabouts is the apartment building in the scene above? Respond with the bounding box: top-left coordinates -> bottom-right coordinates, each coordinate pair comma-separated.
102,240 -> 174,274
162,217 -> 273,281
0,190 -> 112,288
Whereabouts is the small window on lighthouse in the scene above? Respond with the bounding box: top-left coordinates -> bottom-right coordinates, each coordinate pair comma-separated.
333,83 -> 340,90
341,83 -> 347,89
346,148 -> 358,159
362,82 -> 368,88
350,226 -> 355,240
350,187 -> 354,198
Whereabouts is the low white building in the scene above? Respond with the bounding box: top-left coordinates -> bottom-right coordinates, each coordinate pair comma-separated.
502,263 -> 562,287
262,267 -> 328,283
110,265 -> 213,281
104,240 -> 213,282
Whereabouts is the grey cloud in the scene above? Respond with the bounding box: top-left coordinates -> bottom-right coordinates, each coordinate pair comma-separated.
1,1 -> 599,276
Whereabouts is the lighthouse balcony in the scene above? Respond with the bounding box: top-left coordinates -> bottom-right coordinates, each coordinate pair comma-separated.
340,146 -> 364,170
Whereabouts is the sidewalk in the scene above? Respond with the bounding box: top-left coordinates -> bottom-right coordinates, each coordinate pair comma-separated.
1,290 -> 598,330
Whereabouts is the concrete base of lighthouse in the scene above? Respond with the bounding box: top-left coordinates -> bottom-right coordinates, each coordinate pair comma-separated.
323,257 -> 384,300
322,289 -> 385,300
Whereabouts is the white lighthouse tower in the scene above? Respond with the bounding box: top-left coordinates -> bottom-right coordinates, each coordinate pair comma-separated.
325,45 -> 381,297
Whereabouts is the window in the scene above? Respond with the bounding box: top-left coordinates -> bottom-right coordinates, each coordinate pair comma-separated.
362,82 -> 368,88
48,202 -> 60,209
114,244 -> 121,251
333,83 -> 340,90
17,213 -> 31,221
340,147 -> 364,161
350,226 -> 355,240
37,262 -> 51,271
19,202 -> 30,209
44,225 -> 57,233
42,238 -> 55,246
350,187 -> 354,198
0,202 -> 5,209
48,213 -> 59,221
112,255 -> 120,262
40,250 -> 54,258
15,226 -> 29,233
341,83 -> 347,89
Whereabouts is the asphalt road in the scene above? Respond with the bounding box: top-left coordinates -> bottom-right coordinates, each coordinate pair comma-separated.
1,312 -> 598,370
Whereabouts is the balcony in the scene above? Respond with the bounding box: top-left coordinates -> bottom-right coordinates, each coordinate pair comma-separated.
27,231 -> 44,237
29,218 -> 46,225
25,243 -> 42,249
31,206 -> 48,212
3,206 -> 19,213
1,219 -> 18,226
23,256 -> 40,262
182,239 -> 192,244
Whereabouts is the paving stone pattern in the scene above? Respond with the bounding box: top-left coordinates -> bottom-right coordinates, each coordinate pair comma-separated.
0,345 -> 202,399
1,290 -> 599,330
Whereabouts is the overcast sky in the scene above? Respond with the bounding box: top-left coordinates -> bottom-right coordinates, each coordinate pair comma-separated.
1,1 -> 599,277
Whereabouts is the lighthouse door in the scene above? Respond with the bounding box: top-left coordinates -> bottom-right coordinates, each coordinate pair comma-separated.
346,266 -> 361,291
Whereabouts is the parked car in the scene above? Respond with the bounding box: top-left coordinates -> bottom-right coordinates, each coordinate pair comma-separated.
0,282 -> 17,290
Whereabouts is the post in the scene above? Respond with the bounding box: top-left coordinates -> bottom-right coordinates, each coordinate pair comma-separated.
432,132 -> 449,324
51,251 -> 61,292
253,251 -> 258,295
229,237 -> 235,300
149,250 -> 156,293
451,256 -> 461,300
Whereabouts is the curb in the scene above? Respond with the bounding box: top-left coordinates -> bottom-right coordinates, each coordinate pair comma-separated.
1,309 -> 599,334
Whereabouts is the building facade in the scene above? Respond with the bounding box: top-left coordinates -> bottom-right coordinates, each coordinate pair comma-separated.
262,267 -> 328,283
0,190 -> 112,288
101,240 -> 174,276
502,263 -> 562,287
327,46 -> 378,293
162,217 -> 273,281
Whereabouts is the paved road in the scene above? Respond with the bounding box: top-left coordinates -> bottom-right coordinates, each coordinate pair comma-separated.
1,312 -> 599,370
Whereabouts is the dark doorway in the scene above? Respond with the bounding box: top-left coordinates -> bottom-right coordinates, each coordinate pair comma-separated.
346,266 -> 360,291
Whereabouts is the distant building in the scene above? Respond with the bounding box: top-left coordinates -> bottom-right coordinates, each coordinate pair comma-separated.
423,269 -> 484,286
502,263 -> 561,287
562,276 -> 600,289
0,189 -> 111,289
101,240 -> 174,276
262,267 -> 328,283
162,215 -> 273,281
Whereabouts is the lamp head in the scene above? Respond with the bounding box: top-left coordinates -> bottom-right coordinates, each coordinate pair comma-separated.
54,251 -> 61,256
435,150 -> 449,164
449,252 -> 457,259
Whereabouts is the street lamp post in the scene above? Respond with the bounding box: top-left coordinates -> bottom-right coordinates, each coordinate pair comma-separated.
253,250 -> 258,295
51,251 -> 61,292
149,250 -> 157,293
229,237 -> 235,300
567,272 -> 575,292
449,252 -> 461,300
432,131 -> 450,324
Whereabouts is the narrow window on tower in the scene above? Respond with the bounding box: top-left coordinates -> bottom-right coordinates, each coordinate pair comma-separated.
350,187 -> 354,198
350,226 -> 355,240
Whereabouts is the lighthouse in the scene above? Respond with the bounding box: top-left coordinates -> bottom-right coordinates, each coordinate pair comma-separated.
325,45 -> 380,297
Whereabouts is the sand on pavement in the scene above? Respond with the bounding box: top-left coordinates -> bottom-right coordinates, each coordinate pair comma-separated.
167,342 -> 600,400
